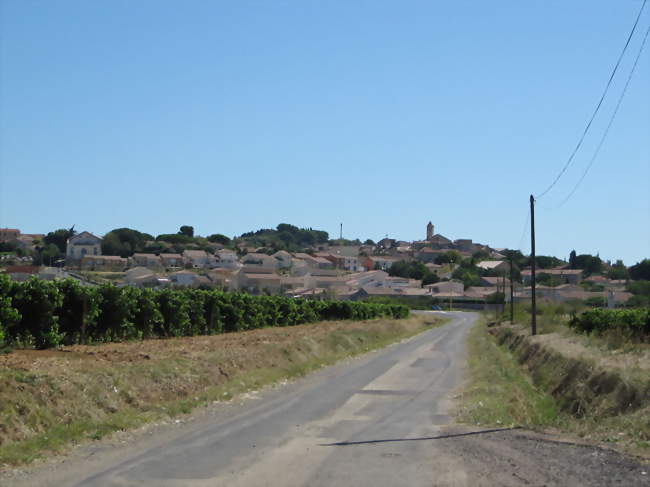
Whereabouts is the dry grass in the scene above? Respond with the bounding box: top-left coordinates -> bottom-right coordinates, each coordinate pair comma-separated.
460,317 -> 650,458
456,317 -> 559,429
0,314 -> 439,468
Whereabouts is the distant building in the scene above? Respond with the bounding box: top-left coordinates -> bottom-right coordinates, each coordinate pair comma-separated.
160,253 -> 184,268
66,231 -> 102,264
521,268 -> 583,285
182,250 -> 213,268
131,253 -> 162,269
0,228 -> 20,242
426,222 -> 434,241
81,255 -> 127,271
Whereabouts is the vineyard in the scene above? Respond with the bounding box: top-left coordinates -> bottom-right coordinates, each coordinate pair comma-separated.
0,275 -> 409,349
568,307 -> 650,341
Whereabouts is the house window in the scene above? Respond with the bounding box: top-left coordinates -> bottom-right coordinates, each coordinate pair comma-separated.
81,248 -> 87,257
94,248 -> 98,255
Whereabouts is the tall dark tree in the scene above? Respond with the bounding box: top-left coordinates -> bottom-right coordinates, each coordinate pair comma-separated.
207,234 -> 231,246
102,228 -> 152,257
573,254 -> 603,276
179,226 -> 194,238
43,227 -> 76,254
629,259 -> 650,280
569,250 -> 577,269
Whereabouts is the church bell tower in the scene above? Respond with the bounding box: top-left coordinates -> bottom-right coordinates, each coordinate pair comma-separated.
426,221 -> 434,241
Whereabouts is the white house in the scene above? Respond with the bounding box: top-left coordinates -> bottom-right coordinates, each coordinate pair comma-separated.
272,250 -> 293,269
182,250 -> 214,268
131,253 -> 162,269
476,260 -> 510,274
241,253 -> 276,269
66,231 -> 102,263
160,253 -> 184,268
170,270 -> 201,287
216,250 -> 240,269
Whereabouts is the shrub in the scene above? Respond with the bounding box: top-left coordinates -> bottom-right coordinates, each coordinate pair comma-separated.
10,278 -> 64,348
569,308 -> 650,341
0,280 -> 410,348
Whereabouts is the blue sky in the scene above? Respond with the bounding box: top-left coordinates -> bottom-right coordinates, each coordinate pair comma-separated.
1,0 -> 649,264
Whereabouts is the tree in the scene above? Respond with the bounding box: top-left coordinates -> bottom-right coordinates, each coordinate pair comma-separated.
629,259 -> 650,281
179,226 -> 194,238
569,250 -> 577,269
101,232 -> 127,256
572,254 -> 603,276
451,268 -> 481,289
43,227 -> 76,254
41,243 -> 62,266
10,278 -> 64,348
364,239 -> 376,246
422,273 -> 440,286
0,275 -> 20,345
102,228 -> 152,257
537,273 -> 563,287
472,250 -> 490,261
529,255 -> 565,269
435,251 -> 462,265
55,279 -> 102,344
207,234 -> 231,246
0,241 -> 19,253
156,233 -> 195,244
627,280 -> 650,297
607,260 -> 629,280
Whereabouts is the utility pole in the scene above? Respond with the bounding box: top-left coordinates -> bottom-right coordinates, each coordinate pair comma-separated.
509,255 -> 514,323
502,272 -> 507,319
340,223 -> 343,241
495,275 -> 500,321
530,195 -> 537,336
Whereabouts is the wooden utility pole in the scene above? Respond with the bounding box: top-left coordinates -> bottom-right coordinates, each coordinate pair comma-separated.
502,272 -> 507,318
509,255 -> 514,323
495,276 -> 500,320
530,195 -> 537,336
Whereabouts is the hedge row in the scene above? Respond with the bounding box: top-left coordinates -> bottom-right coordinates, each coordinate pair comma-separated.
568,307 -> 650,339
0,275 -> 409,349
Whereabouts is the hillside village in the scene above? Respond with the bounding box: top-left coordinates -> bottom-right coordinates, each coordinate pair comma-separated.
0,223 -> 642,308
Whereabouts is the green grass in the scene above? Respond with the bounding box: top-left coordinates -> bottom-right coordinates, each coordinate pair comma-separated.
457,318 -> 560,428
458,317 -> 650,458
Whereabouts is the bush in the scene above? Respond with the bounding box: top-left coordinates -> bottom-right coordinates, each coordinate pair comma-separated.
0,275 -> 20,346
10,278 -> 64,349
569,308 -> 650,340
0,279 -> 409,349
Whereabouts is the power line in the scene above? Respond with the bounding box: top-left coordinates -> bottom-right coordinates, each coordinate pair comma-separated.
557,22 -> 650,208
517,207 -> 530,252
535,0 -> 648,199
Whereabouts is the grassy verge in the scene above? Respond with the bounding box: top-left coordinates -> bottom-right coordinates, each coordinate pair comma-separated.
0,314 -> 441,468
457,317 -> 560,428
457,317 -> 650,458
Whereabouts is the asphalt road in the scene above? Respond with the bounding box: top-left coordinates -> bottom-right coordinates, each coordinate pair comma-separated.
8,312 -> 648,487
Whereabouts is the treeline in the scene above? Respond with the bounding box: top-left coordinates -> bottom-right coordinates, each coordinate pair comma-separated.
388,261 -> 440,285
0,275 -> 409,349
236,224 -> 329,253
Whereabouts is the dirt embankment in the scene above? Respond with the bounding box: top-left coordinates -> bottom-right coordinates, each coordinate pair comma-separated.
0,315 -> 435,467
491,327 -> 650,418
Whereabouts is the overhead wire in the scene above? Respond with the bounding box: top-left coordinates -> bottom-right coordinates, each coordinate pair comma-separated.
517,207 -> 530,253
535,0 -> 648,199
556,22 -> 650,208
